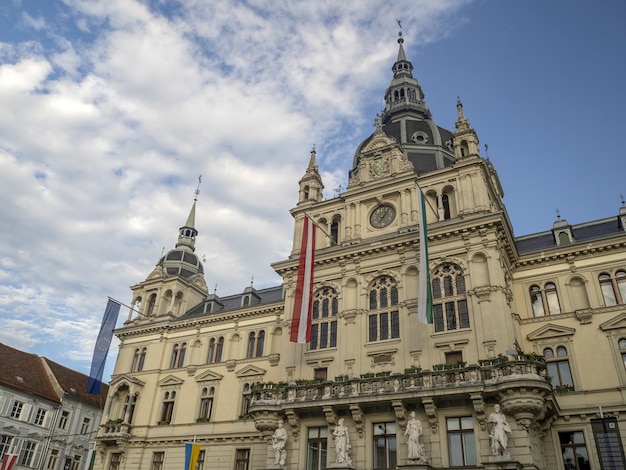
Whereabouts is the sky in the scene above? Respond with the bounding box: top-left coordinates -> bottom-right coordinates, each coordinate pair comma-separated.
1,0 -> 625,380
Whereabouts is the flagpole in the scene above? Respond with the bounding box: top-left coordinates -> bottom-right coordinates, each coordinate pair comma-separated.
301,211 -> 334,243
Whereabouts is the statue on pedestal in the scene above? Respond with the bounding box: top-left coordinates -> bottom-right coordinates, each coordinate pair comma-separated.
488,404 -> 512,457
272,420 -> 287,466
333,418 -> 352,464
404,411 -> 427,463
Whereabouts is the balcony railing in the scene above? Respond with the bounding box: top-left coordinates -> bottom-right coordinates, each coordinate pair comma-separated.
97,421 -> 131,443
250,357 -> 547,407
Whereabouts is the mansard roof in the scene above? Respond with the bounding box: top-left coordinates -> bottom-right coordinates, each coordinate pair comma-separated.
515,216 -> 625,254
182,284 -> 284,319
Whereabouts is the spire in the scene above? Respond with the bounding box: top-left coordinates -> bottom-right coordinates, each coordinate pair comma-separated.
382,30 -> 430,123
453,98 -> 480,159
176,176 -> 201,252
298,146 -> 324,204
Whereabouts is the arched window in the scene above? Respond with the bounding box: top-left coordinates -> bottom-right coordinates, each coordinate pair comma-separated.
207,337 -> 224,364
442,194 -> 451,220
368,276 -> 399,342
310,287 -> 338,350
147,294 -> 156,316
432,264 -> 468,332
599,270 -> 626,306
170,343 -> 186,368
160,391 -> 176,424
208,339 -> 215,363
256,331 -> 265,357
530,282 -> 561,317
240,383 -> 252,418
247,331 -> 265,358
247,333 -> 256,358
544,346 -> 573,388
131,347 -> 147,372
198,387 -> 214,421
331,220 -> 339,246
619,339 -> 626,370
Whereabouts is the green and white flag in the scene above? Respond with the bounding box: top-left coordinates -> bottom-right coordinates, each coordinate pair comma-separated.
417,188 -> 433,324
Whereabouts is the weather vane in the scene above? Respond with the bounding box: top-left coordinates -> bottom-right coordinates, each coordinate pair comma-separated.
194,174 -> 202,201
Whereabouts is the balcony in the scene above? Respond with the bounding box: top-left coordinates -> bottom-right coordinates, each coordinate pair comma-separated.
96,420 -> 131,447
249,357 -> 551,416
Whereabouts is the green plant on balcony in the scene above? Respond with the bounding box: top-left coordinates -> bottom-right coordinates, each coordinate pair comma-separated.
106,418 -> 123,425
554,384 -> 575,394
478,355 -> 508,366
404,367 -> 421,375
196,417 -> 210,423
360,372 -> 375,379
375,371 -> 391,377
432,362 -> 466,371
157,420 -> 170,426
334,375 -> 349,382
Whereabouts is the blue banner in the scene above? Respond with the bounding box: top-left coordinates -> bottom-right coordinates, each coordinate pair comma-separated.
184,443 -> 200,470
87,299 -> 121,394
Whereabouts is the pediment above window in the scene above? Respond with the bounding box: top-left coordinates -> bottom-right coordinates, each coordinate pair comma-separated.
157,375 -> 184,387
527,323 -> 576,341
195,370 -> 224,383
235,364 -> 266,379
600,313 -> 626,332
109,374 -> 145,389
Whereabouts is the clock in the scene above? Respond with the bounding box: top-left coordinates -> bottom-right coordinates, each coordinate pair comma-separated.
370,204 -> 396,228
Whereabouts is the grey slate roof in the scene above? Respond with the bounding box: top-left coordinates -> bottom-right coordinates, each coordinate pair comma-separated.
182,285 -> 284,319
515,216 -> 625,254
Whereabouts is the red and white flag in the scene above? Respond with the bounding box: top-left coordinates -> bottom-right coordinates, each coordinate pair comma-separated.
290,215 -> 316,343
1,454 -> 18,470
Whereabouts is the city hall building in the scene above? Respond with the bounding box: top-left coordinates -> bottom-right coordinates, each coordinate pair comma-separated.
93,35 -> 626,470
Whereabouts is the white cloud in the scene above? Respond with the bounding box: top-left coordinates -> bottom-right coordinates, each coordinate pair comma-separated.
0,0 -> 470,376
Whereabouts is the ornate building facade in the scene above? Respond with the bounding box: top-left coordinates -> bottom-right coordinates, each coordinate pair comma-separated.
93,36 -> 626,470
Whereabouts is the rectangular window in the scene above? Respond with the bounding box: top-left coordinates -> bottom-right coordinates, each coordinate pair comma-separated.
380,312 -> 389,340
109,453 -> 122,470
70,455 -> 81,470
369,312 -> 400,342
235,449 -> 250,470
559,431 -> 591,470
373,422 -> 396,469
10,401 -> 23,419
0,435 -> 13,459
46,449 -> 59,470
314,368 -> 327,381
369,315 -> 378,342
433,304 -> 444,332
307,427 -> 327,470
34,409 -> 47,426
447,416 -> 476,466
58,410 -> 70,429
151,452 -> 164,470
195,450 -> 205,470
81,417 -> 91,435
19,441 -> 37,467
445,351 -> 463,365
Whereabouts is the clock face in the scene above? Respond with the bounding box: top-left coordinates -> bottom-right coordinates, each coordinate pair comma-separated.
370,204 -> 396,228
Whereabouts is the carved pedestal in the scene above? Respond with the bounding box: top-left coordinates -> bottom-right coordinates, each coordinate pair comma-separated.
328,463 -> 354,469
483,456 -> 523,470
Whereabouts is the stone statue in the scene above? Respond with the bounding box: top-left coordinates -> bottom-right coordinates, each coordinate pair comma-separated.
488,404 -> 512,456
333,418 -> 352,464
404,411 -> 426,462
272,420 -> 287,465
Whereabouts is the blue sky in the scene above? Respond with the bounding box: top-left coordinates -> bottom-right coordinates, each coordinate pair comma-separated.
0,0 -> 624,379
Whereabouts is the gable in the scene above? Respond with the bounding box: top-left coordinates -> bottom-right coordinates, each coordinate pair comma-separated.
527,323 -> 576,341
234,365 -> 266,379
109,374 -> 145,389
195,370 -> 224,383
157,375 -> 184,387
600,313 -> 626,331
